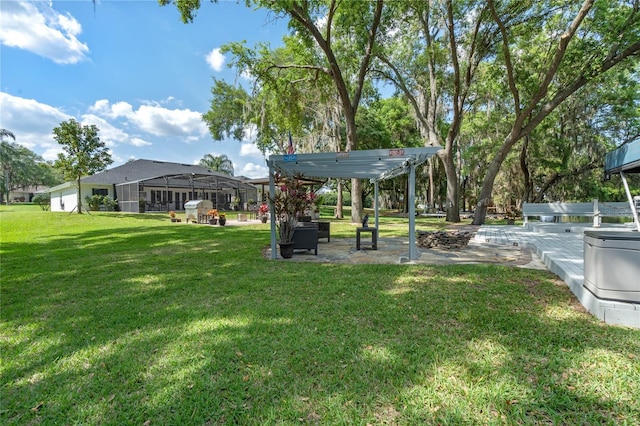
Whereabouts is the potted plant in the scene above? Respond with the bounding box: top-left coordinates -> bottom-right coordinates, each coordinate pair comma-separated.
258,203 -> 269,223
218,212 -> 226,226
169,211 -> 181,222
207,209 -> 218,225
269,173 -> 315,258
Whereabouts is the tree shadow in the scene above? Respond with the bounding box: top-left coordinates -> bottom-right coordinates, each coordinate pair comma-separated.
2,219 -> 639,424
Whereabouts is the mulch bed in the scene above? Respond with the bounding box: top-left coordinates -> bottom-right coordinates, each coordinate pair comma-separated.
416,229 -> 474,249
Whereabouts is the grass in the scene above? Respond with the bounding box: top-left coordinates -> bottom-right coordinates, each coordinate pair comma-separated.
1,205 -> 639,425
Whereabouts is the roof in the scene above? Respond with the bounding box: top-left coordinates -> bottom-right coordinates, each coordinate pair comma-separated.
605,140 -> 640,174
48,159 -> 256,192
267,147 -> 442,180
81,159 -> 226,184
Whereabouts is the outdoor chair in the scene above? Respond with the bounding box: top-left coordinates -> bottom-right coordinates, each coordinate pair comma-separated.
292,224 -> 319,255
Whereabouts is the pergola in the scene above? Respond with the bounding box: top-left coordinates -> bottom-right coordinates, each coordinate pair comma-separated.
267,147 -> 442,260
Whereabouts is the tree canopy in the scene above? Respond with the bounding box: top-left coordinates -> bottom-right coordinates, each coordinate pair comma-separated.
53,119 -> 112,214
162,0 -> 640,223
0,129 -> 61,204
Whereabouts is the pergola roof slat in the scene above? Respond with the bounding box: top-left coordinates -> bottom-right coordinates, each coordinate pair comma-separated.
268,147 -> 441,181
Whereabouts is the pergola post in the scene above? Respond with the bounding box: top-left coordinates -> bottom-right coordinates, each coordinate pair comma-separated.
374,180 -> 379,229
268,163 -> 278,259
408,161 -> 418,260
621,171 -> 640,232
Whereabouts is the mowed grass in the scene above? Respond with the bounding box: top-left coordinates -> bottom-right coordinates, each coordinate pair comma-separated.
1,206 -> 639,425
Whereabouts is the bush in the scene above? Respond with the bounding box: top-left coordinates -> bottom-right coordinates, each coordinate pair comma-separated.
316,192 -> 373,208
33,193 -> 50,211
85,195 -> 118,211
102,196 -> 118,211
86,195 -> 102,211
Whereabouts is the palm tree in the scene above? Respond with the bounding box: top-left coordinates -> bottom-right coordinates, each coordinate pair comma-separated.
0,129 -> 16,204
0,129 -> 15,142
199,153 -> 234,176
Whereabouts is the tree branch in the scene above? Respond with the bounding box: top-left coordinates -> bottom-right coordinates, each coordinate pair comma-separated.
488,0 -> 520,115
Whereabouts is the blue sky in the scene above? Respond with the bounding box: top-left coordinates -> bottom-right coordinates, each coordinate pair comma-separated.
0,0 -> 289,178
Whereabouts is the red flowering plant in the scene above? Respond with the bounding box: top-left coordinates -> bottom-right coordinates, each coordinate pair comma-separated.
258,202 -> 269,217
269,173 -> 315,243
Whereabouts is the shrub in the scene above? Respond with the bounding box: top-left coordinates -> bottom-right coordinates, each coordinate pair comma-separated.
85,195 -> 118,211
33,193 -> 51,211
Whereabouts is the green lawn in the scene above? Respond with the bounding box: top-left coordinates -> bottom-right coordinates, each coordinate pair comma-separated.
2,206 -> 639,425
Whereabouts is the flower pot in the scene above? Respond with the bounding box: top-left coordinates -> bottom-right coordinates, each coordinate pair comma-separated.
278,242 -> 295,259
219,218 -> 226,226
209,218 -> 218,225
261,216 -> 268,223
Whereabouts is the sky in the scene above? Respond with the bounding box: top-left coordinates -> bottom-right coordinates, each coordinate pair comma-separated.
0,0 -> 290,178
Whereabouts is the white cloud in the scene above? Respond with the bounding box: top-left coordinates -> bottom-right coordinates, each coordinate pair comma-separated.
1,92 -> 210,165
41,146 -> 62,162
80,114 -> 121,148
239,142 -> 263,159
206,48 -> 225,72
238,162 -> 268,179
240,67 -> 254,81
130,137 -> 152,148
241,124 -> 258,142
89,99 -> 134,119
0,92 -> 71,153
132,105 -> 208,137
89,99 -> 208,139
0,0 -> 89,64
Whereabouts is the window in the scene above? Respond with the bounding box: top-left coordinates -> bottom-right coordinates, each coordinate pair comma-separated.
92,188 -> 108,196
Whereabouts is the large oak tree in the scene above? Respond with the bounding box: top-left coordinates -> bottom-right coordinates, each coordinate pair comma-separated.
161,0 -> 386,223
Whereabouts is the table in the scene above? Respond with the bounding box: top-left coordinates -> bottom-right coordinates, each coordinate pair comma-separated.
356,227 -> 377,250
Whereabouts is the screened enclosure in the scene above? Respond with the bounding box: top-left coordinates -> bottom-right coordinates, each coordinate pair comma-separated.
115,173 -> 258,213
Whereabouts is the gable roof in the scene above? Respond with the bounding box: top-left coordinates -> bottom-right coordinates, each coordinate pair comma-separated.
81,159 -> 225,185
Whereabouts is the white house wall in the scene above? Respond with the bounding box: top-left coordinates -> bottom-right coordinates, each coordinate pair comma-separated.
50,184 -> 113,212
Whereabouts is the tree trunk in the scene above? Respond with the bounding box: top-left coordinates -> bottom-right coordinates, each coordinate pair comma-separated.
520,135 -> 533,203
472,134 -> 519,225
351,179 -> 362,223
440,150 -> 460,222
428,160 -> 435,211
336,180 -> 343,219
76,175 -> 83,214
4,168 -> 10,205
344,108 -> 363,223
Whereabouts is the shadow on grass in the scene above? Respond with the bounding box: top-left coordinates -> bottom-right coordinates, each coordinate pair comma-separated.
2,212 -> 639,424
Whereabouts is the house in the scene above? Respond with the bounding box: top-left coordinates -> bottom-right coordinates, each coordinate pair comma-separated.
47,159 -> 258,213
6,185 -> 49,203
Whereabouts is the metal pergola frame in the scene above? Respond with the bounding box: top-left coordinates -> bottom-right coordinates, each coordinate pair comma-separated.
266,147 -> 442,260
605,140 -> 640,232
